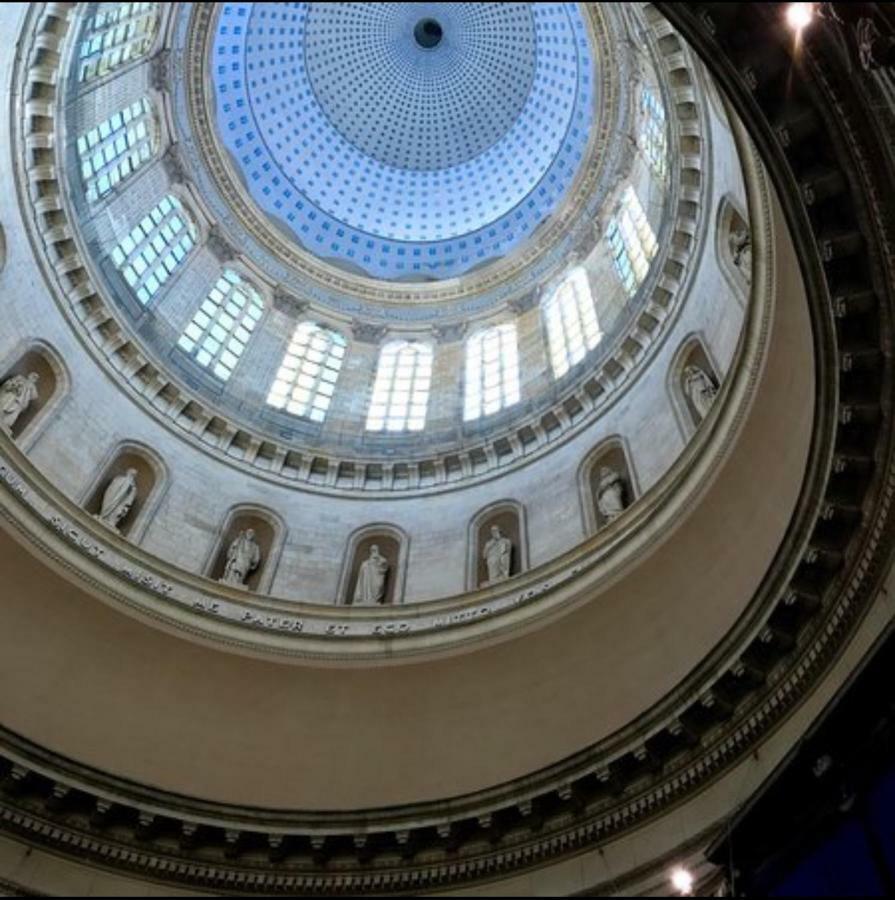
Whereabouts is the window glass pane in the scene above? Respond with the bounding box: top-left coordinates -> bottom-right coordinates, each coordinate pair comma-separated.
543,267 -> 603,378
606,186 -> 657,296
464,324 -> 520,421
365,341 -> 433,432
78,3 -> 159,83
110,193 -> 197,305
175,268 -> 263,381
265,322 -> 346,423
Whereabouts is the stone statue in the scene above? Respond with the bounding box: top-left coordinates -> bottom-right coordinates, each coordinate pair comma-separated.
220,529 -> 261,588
596,466 -> 627,525
0,372 -> 39,435
95,468 -> 138,532
683,364 -> 718,422
482,525 -> 512,585
729,224 -> 752,277
353,544 -> 389,605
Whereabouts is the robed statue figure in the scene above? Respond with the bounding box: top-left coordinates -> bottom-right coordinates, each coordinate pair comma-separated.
220,529 -> 262,588
353,544 -> 389,605
482,525 -> 512,585
0,372 -> 39,435
95,468 -> 138,532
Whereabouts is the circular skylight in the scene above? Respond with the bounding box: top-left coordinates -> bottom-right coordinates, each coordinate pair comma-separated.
211,2 -> 594,280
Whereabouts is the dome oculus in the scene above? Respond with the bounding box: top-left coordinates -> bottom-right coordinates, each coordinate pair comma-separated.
210,2 -> 595,280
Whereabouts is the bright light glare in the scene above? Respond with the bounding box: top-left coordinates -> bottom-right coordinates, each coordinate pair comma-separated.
671,867 -> 694,896
786,3 -> 814,32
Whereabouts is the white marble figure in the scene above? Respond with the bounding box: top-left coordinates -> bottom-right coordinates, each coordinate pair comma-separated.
353,544 -> 389,605
683,364 -> 718,422
482,525 -> 512,585
95,468 -> 138,532
596,466 -> 627,525
220,528 -> 261,588
0,372 -> 39,435
729,225 -> 752,277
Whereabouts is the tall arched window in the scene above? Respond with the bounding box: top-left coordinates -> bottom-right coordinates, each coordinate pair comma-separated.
464,324 -> 520,421
266,322 -> 346,423
543,268 -> 602,378
77,3 -> 159,84
177,270 -> 264,381
366,341 -> 433,432
606,185 -> 658,296
110,194 -> 197,305
639,87 -> 668,179
77,98 -> 158,203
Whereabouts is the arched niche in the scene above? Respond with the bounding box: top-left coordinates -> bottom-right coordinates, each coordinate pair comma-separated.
81,442 -> 167,542
716,195 -> 752,302
204,506 -> 285,594
467,501 -> 528,590
578,439 -> 638,535
0,341 -> 69,449
669,334 -> 722,438
338,525 -> 408,607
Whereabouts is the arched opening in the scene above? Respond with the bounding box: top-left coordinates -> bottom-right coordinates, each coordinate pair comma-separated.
341,526 -> 406,606
206,507 -> 282,594
82,443 -> 166,541
468,502 -> 527,589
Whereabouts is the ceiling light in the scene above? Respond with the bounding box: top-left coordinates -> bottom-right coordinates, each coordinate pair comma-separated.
786,3 -> 814,32
671,866 -> 694,895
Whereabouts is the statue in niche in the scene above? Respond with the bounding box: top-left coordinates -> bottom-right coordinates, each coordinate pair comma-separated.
0,372 -> 39,435
482,525 -> 512,586
220,529 -> 261,588
729,224 -> 752,277
95,468 -> 138,532
353,544 -> 389,605
595,466 -> 628,526
683,364 -> 719,422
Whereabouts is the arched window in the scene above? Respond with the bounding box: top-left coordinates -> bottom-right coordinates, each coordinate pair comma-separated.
543,267 -> 602,378
266,322 -> 346,423
77,2 -> 159,84
464,324 -> 520,421
77,98 -> 158,203
110,194 -> 197,305
366,341 -> 433,432
177,270 -> 264,381
606,185 -> 658,296
639,87 -> 668,179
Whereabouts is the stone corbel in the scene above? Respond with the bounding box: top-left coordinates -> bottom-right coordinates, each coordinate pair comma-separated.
273,287 -> 311,317
507,289 -> 539,315
351,319 -> 387,343
161,143 -> 187,185
431,321 -> 467,343
149,49 -> 171,93
206,225 -> 237,263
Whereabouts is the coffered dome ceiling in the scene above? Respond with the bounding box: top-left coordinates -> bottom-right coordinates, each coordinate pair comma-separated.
2,0 -> 893,896
209,2 -> 593,279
